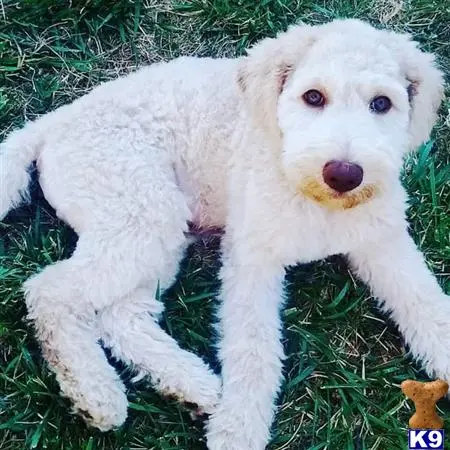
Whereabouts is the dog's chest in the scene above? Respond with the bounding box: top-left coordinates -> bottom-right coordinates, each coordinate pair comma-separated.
276,201 -> 390,265
285,221 -> 351,264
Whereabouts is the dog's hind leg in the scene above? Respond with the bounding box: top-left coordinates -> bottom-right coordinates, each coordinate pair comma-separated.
86,160 -> 220,414
24,255 -> 128,431
99,286 -> 220,413
25,163 -> 220,428
24,218 -> 220,429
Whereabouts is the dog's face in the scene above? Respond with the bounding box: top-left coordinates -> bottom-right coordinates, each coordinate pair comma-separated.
279,37 -> 412,209
238,20 -> 444,210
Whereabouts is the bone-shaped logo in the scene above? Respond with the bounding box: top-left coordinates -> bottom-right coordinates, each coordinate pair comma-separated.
401,379 -> 449,429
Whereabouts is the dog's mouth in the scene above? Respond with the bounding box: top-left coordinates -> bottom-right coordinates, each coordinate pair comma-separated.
298,177 -> 378,210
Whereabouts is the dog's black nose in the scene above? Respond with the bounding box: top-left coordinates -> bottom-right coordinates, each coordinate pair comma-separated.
323,160 -> 363,192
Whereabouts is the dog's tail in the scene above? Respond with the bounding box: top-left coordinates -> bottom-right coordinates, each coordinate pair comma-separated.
0,122 -> 42,220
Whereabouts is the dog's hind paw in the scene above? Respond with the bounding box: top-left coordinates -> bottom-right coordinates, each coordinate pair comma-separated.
159,369 -> 221,415
72,381 -> 128,431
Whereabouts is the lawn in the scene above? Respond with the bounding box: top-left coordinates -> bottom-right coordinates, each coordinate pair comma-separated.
0,1 -> 449,449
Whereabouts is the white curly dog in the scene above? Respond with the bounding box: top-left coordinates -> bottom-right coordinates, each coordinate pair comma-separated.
0,18 -> 448,449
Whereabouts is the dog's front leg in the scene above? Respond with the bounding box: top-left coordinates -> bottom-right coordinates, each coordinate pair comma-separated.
349,228 -> 450,381
206,249 -> 286,450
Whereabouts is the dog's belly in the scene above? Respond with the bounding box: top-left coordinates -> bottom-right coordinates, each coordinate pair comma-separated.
173,160 -> 228,231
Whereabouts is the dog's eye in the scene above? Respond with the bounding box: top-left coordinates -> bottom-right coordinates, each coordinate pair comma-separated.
302,89 -> 325,107
370,96 -> 392,114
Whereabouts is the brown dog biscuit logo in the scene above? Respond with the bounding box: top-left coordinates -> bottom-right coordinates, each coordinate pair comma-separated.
401,379 -> 449,429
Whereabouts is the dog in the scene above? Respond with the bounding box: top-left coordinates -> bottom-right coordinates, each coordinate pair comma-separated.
0,18 -> 447,450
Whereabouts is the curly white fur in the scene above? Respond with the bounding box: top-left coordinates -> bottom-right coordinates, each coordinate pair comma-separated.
0,19 -> 447,449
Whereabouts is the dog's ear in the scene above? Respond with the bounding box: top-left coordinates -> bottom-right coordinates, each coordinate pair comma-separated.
389,33 -> 444,151
237,25 -> 316,140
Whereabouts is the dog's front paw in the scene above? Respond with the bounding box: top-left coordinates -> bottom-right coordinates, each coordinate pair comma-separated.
206,402 -> 270,450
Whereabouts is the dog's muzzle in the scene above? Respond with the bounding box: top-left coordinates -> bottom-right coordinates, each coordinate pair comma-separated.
297,159 -> 378,210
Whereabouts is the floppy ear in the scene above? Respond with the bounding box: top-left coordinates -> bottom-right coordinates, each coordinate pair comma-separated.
388,33 -> 444,151
237,25 -> 317,140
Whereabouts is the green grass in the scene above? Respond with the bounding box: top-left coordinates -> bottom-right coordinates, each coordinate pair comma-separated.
0,1 -> 449,449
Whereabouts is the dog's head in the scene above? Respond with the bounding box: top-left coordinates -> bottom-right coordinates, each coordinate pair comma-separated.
237,19 -> 444,210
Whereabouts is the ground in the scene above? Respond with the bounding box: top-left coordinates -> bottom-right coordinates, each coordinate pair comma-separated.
0,1 -> 449,449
